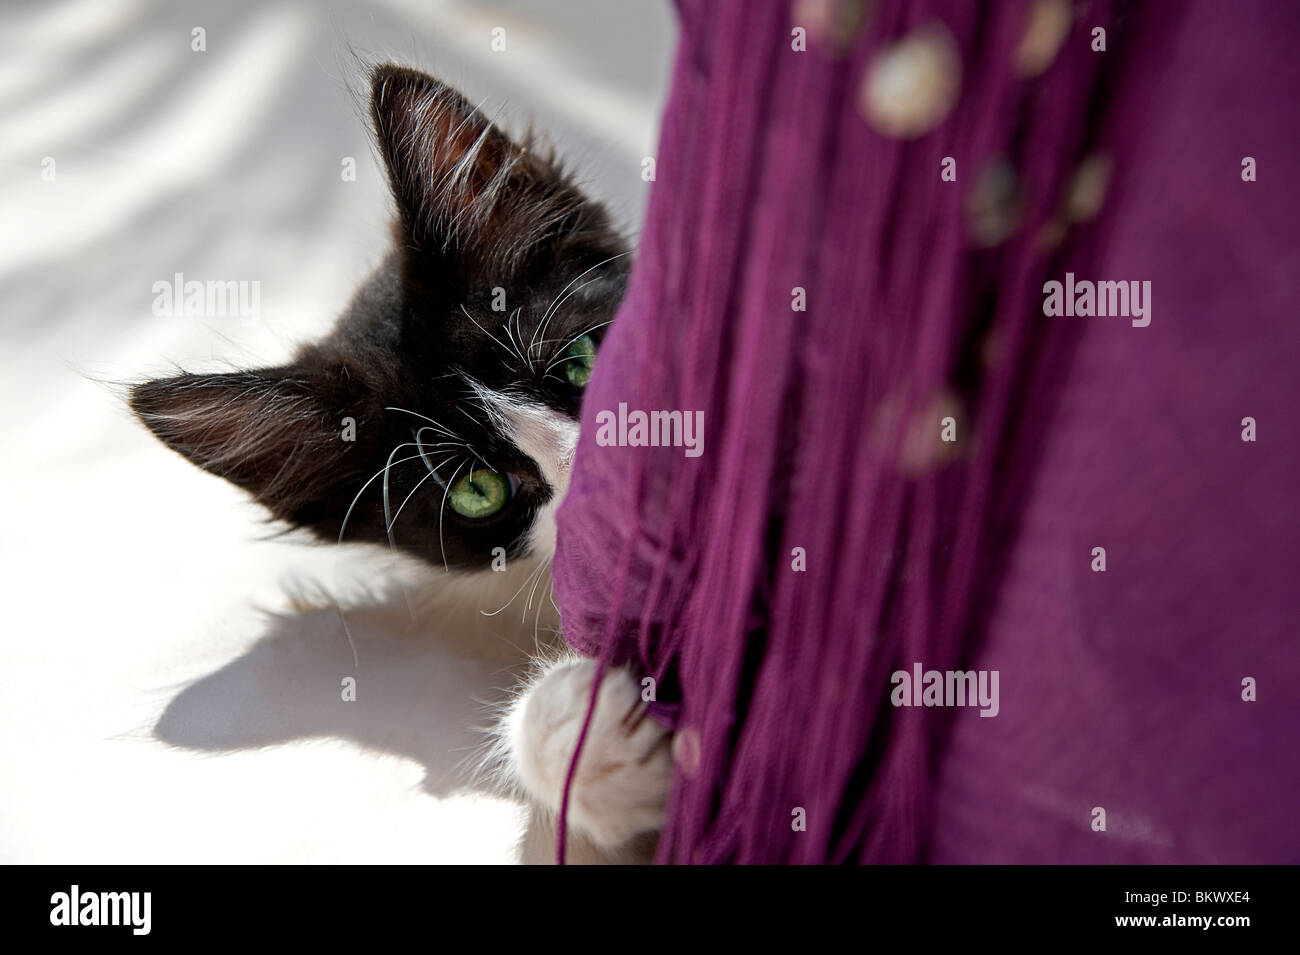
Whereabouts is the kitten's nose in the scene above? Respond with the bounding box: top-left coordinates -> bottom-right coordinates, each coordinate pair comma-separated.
558,449 -> 575,478
552,422 -> 580,489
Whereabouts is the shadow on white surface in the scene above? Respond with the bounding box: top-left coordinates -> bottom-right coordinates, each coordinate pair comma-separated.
0,0 -> 674,862
153,601 -> 516,800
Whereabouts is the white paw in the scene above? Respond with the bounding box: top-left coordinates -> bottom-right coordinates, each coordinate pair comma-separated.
504,656 -> 672,849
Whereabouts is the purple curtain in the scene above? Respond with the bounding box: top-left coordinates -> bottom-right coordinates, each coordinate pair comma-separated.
554,0 -> 1300,863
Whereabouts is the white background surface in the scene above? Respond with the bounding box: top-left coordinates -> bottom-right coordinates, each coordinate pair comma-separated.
0,0 -> 674,863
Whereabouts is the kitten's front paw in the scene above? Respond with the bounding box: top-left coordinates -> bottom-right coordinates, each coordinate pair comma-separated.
505,657 -> 672,849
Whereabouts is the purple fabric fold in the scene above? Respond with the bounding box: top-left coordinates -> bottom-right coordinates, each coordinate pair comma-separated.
554,0 -> 1300,863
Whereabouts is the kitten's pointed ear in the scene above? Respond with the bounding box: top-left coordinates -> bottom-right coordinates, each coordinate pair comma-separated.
129,365 -> 373,530
369,64 -> 605,278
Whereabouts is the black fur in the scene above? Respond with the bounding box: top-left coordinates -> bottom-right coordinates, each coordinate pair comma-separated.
131,65 -> 629,569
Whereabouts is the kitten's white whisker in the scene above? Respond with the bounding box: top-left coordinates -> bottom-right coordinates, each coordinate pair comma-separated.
381,441 -> 409,549
544,320 -> 615,373
520,559 -> 547,622
516,308 -> 539,373
548,587 -> 561,618
385,406 -> 460,439
389,462 -> 444,536
534,249 -> 632,353
481,558 -> 547,618
415,451 -> 460,487
532,569 -> 555,647
383,437 -> 461,547
504,307 -> 531,370
461,305 -> 518,368
337,446 -> 425,544
415,427 -> 467,477
523,558 -> 548,623
415,425 -> 462,448
436,458 -> 471,572
334,602 -> 360,669
530,277 -> 599,358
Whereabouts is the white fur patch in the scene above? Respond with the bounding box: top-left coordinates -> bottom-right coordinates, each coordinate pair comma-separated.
501,655 -> 671,848
470,384 -> 579,559
467,384 -> 673,852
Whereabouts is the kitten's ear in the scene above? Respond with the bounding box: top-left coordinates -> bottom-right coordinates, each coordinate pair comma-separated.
369,64 -> 606,279
129,364 -> 373,530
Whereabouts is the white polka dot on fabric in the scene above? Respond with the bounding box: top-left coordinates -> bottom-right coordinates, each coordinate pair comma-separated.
1015,0 -> 1072,77
794,0 -> 871,52
861,22 -> 961,139
792,0 -> 836,42
871,389 -> 965,476
1066,153 -> 1112,221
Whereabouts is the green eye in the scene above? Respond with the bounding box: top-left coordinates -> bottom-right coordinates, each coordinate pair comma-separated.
563,333 -> 597,388
448,468 -> 511,519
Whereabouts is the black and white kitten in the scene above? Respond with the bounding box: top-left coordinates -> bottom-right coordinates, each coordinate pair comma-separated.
131,65 -> 671,858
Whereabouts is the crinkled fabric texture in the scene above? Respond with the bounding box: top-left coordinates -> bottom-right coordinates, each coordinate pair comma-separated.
554,0 -> 1300,864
